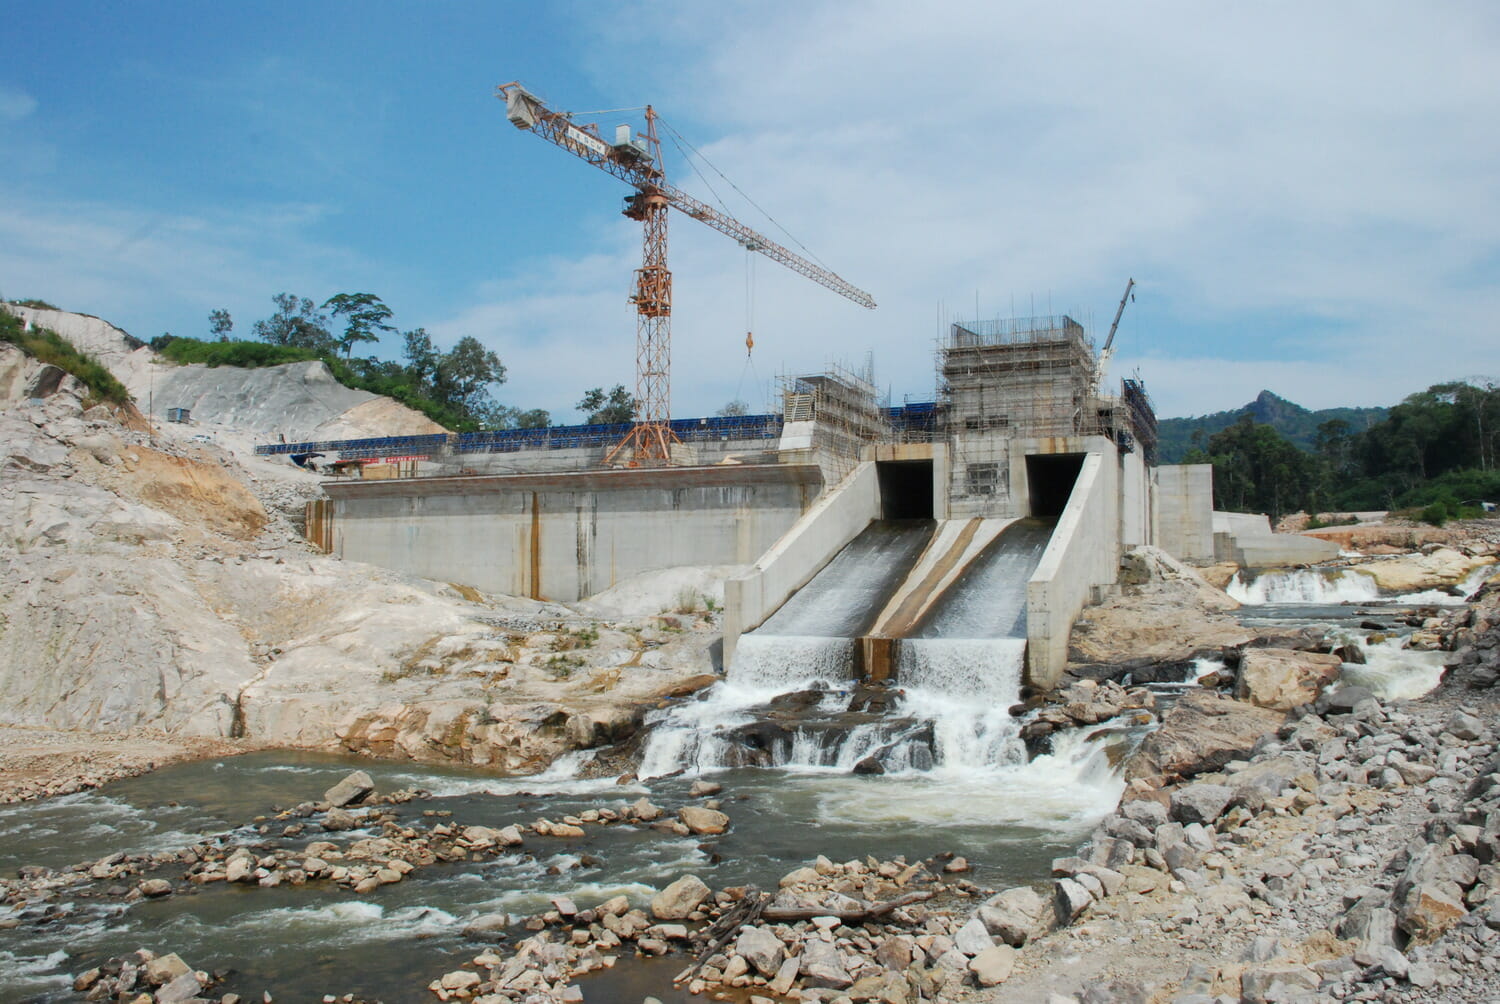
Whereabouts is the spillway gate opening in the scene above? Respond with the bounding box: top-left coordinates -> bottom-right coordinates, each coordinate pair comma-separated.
1025,453 -> 1084,518
876,459 -> 933,519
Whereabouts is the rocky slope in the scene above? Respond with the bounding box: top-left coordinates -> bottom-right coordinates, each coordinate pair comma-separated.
5,304 -> 442,443
0,326 -> 722,778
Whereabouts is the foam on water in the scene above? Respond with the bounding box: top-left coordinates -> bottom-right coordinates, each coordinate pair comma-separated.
728,634 -> 855,687
1339,637 -> 1447,701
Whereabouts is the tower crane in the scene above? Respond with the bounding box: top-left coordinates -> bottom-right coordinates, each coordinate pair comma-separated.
1093,277 -> 1135,396
497,82 -> 876,466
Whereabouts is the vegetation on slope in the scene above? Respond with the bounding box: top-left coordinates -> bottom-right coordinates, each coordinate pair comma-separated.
0,307 -> 131,406
1158,390 -> 1387,463
1184,380 -> 1500,520
156,292 -> 552,433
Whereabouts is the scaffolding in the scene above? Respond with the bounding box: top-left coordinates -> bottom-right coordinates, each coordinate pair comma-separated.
779,363 -> 884,481
939,315 -> 1099,439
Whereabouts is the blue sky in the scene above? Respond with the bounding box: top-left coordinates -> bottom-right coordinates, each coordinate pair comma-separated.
2,1 -> 1497,421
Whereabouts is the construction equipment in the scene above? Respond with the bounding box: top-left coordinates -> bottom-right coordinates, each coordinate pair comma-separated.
1094,277 -> 1135,396
497,82 -> 876,466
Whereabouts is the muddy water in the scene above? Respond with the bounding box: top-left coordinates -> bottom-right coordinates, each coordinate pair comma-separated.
0,747 -> 1107,1003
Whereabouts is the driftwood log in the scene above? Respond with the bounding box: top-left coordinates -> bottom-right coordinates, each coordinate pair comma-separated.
760,889 -> 934,923
679,887 -> 770,982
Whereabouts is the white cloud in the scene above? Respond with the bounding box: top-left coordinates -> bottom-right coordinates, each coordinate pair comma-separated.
447,0 -> 1500,418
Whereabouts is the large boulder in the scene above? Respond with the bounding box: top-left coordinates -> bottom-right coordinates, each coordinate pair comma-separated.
1170,782 -> 1235,825
978,886 -> 1051,946
1236,648 -> 1342,710
1125,690 -> 1284,781
650,874 -> 710,920
799,939 -> 853,990
678,806 -> 729,835
1353,548 -> 1483,593
733,926 -> 785,977
323,770 -> 375,808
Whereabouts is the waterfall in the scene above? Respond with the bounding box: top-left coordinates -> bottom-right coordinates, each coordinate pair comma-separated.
637,636 -> 1031,779
1228,568 -> 1380,604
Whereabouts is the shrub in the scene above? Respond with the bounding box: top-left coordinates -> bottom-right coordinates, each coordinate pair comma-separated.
0,309 -> 131,406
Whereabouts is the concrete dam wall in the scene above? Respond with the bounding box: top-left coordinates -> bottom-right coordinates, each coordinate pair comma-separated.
322,464 -> 823,602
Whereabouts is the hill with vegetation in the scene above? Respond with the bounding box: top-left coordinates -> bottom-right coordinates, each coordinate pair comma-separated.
1180,380 -> 1500,523
1158,390 -> 1387,463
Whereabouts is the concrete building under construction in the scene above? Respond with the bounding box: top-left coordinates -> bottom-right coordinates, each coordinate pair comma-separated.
264,311 -> 1212,690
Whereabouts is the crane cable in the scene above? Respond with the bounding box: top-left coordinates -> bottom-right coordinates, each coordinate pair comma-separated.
657,117 -> 834,273
735,246 -> 760,409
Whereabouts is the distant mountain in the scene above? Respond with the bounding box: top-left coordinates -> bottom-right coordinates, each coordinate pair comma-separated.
1157,390 -> 1388,463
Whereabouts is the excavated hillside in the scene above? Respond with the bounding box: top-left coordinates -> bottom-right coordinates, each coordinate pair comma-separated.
0,313 -> 726,789
6,304 -> 444,444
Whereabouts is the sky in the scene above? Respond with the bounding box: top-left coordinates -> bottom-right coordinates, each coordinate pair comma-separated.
1,1 -> 1497,422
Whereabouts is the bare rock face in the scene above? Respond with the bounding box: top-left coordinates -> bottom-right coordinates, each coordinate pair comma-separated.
1352,548 -> 1484,592
1236,648 -> 1343,710
1125,690 -> 1284,781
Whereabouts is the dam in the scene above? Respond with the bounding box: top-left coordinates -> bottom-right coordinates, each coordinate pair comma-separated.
258,315 -> 1214,690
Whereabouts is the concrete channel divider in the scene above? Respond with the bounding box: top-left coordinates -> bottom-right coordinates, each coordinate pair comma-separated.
722,462 -> 882,669
1025,451 -> 1119,689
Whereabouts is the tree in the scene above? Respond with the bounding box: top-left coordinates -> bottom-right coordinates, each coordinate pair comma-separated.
717,399 -> 749,417
434,336 -> 507,415
401,327 -> 439,394
208,309 -> 233,342
252,294 -> 335,354
578,385 -> 636,424
324,292 -> 395,358
514,408 -> 551,428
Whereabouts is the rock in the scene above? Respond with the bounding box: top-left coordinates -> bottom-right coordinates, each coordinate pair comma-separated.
953,916 -> 996,956
440,970 -> 481,991
1317,685 -> 1377,715
969,944 -> 1016,986
154,972 -> 205,1004
1120,799 -> 1168,829
689,779 -> 722,797
1054,878 -> 1092,924
630,797 -> 663,821
145,953 -> 192,985
1239,964 -> 1318,1003
734,926 -> 786,977
979,886 -> 1050,946
768,954 -> 800,995
462,912 -> 510,937
650,874 -> 710,920
1446,711 -> 1483,741
1396,879 -> 1467,943
799,938 -> 853,990
322,807 -> 358,832
225,855 -> 255,884
853,755 -> 885,775
678,806 -> 730,835
138,878 -> 173,898
1125,690 -> 1284,780
1169,783 -> 1234,825
1355,548 -> 1481,592
1079,979 -> 1148,1004
323,770 -> 375,808
1236,648 -> 1342,711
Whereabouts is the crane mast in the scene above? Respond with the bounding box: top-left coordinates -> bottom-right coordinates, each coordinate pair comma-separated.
497,82 -> 875,466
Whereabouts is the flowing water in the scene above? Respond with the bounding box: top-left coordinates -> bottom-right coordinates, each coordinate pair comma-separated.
22,539 -> 1474,1000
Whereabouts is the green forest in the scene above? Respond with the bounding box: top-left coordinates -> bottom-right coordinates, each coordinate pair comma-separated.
1181,381 -> 1500,523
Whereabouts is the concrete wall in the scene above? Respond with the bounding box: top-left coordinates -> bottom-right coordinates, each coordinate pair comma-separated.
722,462 -> 882,668
1210,509 -> 1340,566
1118,448 -> 1152,549
1026,448 -> 1120,689
1155,464 -> 1215,562
325,465 -> 822,603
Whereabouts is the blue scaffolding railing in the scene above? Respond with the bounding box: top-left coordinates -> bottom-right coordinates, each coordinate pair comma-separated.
253,413 -> 785,459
